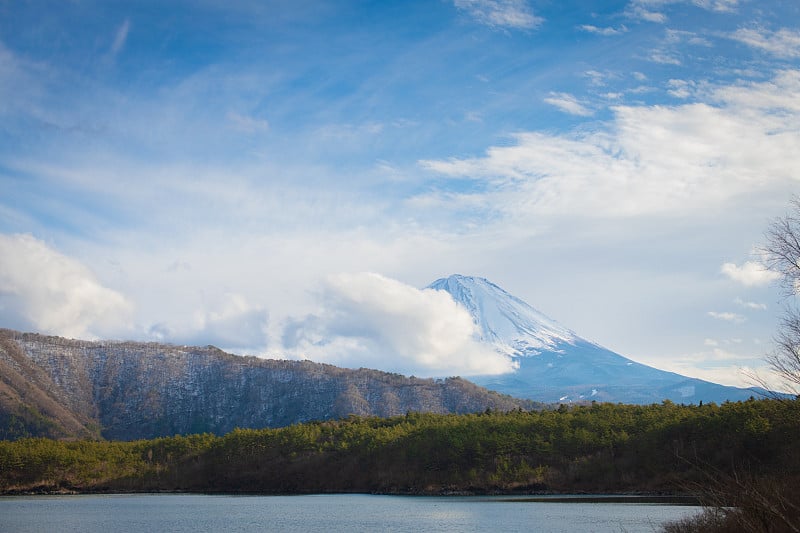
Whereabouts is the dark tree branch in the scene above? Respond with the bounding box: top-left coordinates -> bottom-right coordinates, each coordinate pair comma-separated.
762,198 -> 800,297
761,197 -> 800,393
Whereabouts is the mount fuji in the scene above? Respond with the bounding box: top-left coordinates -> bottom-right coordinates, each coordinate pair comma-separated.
428,275 -> 768,404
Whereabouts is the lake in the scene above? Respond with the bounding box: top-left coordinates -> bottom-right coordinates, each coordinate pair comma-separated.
0,493 -> 700,532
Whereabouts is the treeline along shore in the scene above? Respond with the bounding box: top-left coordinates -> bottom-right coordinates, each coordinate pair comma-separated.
1,398 -> 797,496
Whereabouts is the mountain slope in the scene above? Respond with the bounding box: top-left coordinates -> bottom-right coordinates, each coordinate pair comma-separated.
428,275 -> 767,404
0,329 -> 533,441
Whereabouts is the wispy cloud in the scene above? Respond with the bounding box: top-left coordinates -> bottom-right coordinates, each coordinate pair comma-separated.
227,111 -> 270,133
730,27 -> 800,58
693,0 -> 740,13
420,71 -> 800,220
665,29 -> 707,44
579,25 -> 627,36
646,29 -> 710,66
667,79 -> 696,98
626,0 -> 740,22
110,19 -> 131,56
626,2 -> 667,23
543,92 -> 593,116
454,0 -> 542,30
708,311 -> 746,323
637,345 -> 771,389
583,70 -> 613,87
649,52 -> 681,65
734,297 -> 767,311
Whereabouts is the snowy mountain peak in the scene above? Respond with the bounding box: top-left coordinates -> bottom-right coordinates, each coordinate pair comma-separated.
425,275 -> 768,405
427,275 -> 578,356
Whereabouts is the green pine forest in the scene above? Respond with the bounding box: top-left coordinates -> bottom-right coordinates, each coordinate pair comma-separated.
1,398 -> 797,498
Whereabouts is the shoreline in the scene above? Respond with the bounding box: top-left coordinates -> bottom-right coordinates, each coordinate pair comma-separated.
0,488 -> 702,504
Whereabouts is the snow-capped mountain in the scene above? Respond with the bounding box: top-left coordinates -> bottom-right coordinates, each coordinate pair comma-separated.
427,274 -> 768,404
427,275 -> 577,357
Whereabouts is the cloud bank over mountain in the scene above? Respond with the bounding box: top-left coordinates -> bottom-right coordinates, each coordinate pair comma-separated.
281,273 -> 515,377
0,234 -> 132,339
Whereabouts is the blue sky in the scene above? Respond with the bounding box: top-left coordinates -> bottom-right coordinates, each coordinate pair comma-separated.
1,0 -> 799,389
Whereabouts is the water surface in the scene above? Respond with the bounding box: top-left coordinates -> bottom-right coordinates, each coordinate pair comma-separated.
0,493 -> 700,532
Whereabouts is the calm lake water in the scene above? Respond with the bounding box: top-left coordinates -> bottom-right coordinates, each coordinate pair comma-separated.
0,493 -> 700,532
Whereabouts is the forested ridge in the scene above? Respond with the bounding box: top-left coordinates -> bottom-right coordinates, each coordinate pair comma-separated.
0,329 -> 534,440
1,398 -> 797,496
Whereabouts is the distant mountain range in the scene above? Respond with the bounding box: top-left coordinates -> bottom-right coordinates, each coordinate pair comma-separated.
0,329 -> 533,441
428,275 -> 770,404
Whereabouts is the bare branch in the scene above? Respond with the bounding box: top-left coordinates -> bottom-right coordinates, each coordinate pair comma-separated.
761,197 -> 800,297
759,197 -> 800,394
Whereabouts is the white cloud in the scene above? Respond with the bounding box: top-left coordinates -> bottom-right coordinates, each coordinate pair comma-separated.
626,5 -> 667,23
635,10 -> 666,23
649,52 -> 681,65
0,233 -> 132,339
706,347 -> 750,360
583,70 -> 612,87
712,70 -> 800,113
626,0 -> 740,22
730,27 -> 800,58
280,272 -> 515,377
667,79 -> 696,98
708,311 -> 746,323
419,71 -> 800,219
149,292 -> 269,354
636,344 -> 778,390
645,30 -> 707,66
454,0 -> 543,30
579,25 -> 627,36
543,92 -> 593,116
734,297 -> 767,311
721,261 -> 781,287
693,0 -> 739,12
664,29 -> 708,46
